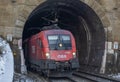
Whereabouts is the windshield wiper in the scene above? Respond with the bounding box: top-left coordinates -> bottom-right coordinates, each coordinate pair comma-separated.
54,38 -> 60,50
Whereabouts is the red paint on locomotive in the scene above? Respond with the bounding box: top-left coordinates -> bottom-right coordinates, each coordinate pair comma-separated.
29,30 -> 76,61
23,29 -> 79,73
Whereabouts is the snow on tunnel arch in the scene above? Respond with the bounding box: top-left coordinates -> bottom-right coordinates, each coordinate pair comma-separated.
0,37 -> 14,82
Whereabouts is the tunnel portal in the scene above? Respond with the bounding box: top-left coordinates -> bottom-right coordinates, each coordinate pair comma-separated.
22,0 -> 105,73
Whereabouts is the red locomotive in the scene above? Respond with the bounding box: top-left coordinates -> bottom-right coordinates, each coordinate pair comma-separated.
23,29 -> 79,76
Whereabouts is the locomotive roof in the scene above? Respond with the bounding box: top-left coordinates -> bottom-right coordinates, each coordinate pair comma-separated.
23,29 -> 72,42
43,29 -> 72,34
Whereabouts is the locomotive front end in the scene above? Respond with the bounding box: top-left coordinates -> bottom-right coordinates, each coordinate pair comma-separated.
44,30 -> 79,71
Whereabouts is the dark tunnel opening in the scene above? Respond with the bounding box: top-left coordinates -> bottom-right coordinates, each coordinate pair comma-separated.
22,0 -> 105,73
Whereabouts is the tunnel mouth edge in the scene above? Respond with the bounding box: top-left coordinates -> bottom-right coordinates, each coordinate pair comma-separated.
22,0 -> 106,73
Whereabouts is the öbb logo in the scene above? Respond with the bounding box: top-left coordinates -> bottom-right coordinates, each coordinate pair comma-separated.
57,55 -> 66,58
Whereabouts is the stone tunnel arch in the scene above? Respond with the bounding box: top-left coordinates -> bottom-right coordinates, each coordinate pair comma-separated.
21,0 -> 108,73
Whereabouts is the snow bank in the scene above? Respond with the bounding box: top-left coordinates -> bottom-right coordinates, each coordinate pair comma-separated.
0,37 -> 14,82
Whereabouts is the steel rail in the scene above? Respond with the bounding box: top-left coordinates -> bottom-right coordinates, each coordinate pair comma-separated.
73,71 -> 120,82
49,77 -> 77,82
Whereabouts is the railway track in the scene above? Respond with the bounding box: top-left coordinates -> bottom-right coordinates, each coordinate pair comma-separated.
73,71 -> 120,82
49,77 -> 77,82
48,72 -> 93,82
15,70 -> 120,82
28,71 -> 91,82
49,70 -> 120,82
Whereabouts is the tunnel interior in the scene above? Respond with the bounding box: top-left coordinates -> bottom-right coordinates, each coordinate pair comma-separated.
22,0 -> 105,73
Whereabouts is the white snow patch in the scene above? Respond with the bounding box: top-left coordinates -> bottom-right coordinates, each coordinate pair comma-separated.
108,73 -> 120,80
112,73 -> 120,78
0,37 -> 14,82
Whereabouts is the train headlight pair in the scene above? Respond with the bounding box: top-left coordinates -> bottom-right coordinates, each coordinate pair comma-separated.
45,53 -> 50,59
72,52 -> 76,58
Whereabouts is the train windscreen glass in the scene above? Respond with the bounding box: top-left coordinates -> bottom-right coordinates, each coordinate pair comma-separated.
48,35 -> 72,50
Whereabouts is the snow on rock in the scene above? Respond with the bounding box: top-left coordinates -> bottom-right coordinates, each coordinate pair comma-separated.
112,73 -> 120,80
108,73 -> 120,80
0,37 -> 14,82
13,72 -> 44,82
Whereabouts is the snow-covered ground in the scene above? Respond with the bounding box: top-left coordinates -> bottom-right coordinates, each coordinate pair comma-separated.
0,37 -> 14,82
13,73 -> 35,82
108,73 -> 120,80
13,72 -> 45,82
112,74 -> 120,80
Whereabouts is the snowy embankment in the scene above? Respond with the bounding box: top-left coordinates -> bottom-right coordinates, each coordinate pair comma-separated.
0,37 -> 14,82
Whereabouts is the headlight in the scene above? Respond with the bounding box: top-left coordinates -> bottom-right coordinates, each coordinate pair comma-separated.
73,52 -> 76,58
45,53 -> 50,59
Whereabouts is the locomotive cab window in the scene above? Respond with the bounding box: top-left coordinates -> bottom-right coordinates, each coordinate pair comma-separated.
48,35 -> 72,50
